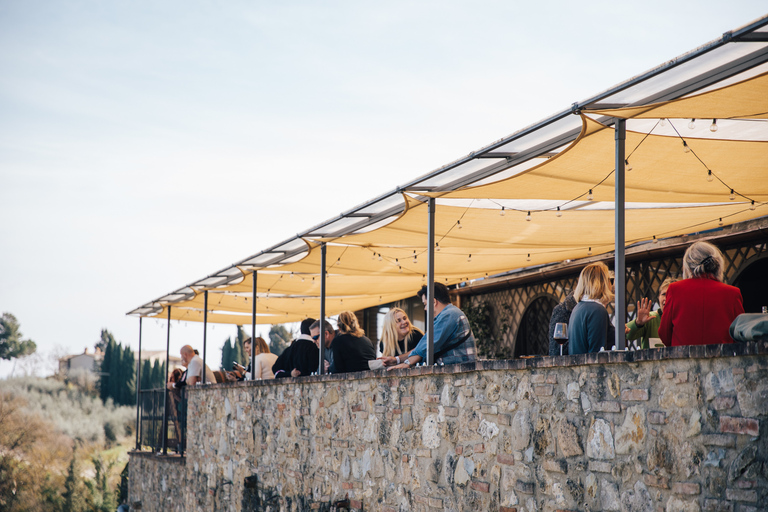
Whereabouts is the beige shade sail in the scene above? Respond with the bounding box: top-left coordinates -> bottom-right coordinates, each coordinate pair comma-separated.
439,116 -> 768,203
585,71 -> 768,120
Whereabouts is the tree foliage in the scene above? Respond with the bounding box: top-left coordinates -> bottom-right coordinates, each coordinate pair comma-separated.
97,331 -> 135,406
268,324 -> 292,356
0,312 -> 36,361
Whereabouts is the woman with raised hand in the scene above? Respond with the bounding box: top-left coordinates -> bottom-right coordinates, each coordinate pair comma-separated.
659,241 -> 743,346
626,277 -> 679,349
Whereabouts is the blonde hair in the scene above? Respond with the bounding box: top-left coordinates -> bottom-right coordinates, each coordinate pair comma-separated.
574,262 -> 614,305
337,311 -> 365,337
658,277 -> 679,295
380,308 -> 423,357
682,241 -> 725,281
243,336 -> 270,358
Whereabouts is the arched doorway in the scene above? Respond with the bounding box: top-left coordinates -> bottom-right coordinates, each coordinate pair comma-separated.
515,295 -> 558,357
732,256 -> 768,313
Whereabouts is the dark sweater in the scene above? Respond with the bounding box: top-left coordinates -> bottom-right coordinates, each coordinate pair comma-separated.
272,338 -> 319,378
330,334 -> 375,374
568,301 -> 615,355
548,294 -> 577,356
379,330 -> 423,355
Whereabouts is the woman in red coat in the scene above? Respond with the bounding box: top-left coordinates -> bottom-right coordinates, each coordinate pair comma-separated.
659,241 -> 744,346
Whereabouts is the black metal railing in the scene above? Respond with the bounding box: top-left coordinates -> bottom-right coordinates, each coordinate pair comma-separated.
138,387 -> 186,455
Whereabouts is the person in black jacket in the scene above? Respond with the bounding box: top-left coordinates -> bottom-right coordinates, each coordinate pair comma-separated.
548,293 -> 577,356
330,311 -> 376,374
272,317 -> 318,378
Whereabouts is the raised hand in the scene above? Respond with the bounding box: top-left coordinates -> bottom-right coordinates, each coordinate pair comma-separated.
636,298 -> 653,326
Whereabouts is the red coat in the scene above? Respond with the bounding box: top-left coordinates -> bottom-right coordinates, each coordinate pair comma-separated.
659,277 -> 744,346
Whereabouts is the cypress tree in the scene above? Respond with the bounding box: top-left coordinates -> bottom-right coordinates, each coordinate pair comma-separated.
140,359 -> 152,391
235,326 -> 246,363
122,345 -> 135,405
220,337 -> 233,370
99,341 -> 113,402
107,339 -> 120,405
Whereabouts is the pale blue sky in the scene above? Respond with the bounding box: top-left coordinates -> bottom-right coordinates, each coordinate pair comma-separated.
1,1 -> 766,376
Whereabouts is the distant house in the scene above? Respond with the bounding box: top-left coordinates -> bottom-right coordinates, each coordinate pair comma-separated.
58,348 -> 183,377
58,348 -> 102,376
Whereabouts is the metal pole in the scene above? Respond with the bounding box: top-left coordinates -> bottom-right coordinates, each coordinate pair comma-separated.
135,317 -> 142,450
161,306 -> 171,455
251,271 -> 257,380
202,291 -> 208,384
426,198 -> 436,365
319,243 -> 327,374
615,119 -> 627,351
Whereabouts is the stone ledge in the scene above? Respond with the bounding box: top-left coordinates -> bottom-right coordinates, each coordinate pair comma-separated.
185,341 -> 768,392
128,451 -> 185,464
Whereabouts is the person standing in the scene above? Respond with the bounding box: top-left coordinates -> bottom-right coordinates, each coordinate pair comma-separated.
659,241 -> 744,346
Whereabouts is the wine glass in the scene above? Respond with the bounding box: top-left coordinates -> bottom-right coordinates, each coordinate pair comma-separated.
554,323 -> 568,356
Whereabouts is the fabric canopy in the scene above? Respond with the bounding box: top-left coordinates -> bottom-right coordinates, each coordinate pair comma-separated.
129,15 -> 768,325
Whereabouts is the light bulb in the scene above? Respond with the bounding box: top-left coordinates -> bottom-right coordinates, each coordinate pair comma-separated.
500,206 -> 505,217
422,274 -> 425,282
290,272 -> 294,278
556,206 -> 562,218
683,141 -> 690,153
707,170 -> 713,182
526,253 -> 531,262
710,119 -> 718,132
625,159 -> 632,172
718,218 -> 723,226
339,299 -> 343,305
652,236 -> 658,244
371,252 -> 375,260
730,189 -> 735,201
660,118 -> 667,127
412,251 -> 418,264
526,211 -> 531,222
750,200 -> 756,211
588,189 -> 593,201
378,253 -> 382,261
302,298 -> 305,304
467,254 -> 472,263
435,243 -> 440,252
588,247 -> 592,256
688,118 -> 696,130
301,277 -> 305,282
457,220 -> 463,229
336,258 -> 340,266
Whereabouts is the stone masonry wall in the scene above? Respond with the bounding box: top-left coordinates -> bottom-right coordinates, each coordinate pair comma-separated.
127,452 -> 186,512
130,343 -> 768,512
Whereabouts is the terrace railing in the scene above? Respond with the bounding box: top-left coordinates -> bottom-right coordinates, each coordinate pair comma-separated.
138,387 -> 186,455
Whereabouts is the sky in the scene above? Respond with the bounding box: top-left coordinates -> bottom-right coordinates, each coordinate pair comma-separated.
1,1 -> 766,377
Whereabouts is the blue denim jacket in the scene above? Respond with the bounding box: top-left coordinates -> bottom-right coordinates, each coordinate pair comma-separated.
411,304 -> 477,364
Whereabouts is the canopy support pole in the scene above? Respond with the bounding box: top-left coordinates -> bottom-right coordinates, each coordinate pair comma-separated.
135,317 -> 142,450
251,271 -> 257,380
161,306 -> 171,455
319,243 -> 327,374
426,198 -> 436,366
615,118 -> 627,351
202,291 -> 208,384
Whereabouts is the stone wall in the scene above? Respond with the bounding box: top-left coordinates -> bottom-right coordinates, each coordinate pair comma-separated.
129,343 -> 768,512
127,452 -> 186,511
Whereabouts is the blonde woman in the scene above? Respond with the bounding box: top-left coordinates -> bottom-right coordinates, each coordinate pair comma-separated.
568,262 -> 615,354
379,308 -> 423,358
249,337 -> 278,379
659,241 -> 743,346
331,311 -> 376,373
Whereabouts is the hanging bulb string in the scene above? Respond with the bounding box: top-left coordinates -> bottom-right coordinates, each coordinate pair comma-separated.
667,119 -> 755,202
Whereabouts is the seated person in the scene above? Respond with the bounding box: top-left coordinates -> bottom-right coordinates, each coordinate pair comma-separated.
625,277 -> 678,349
660,241 -> 744,346
330,311 -> 377,373
273,318 -> 319,378
249,336 -> 278,379
379,307 -> 423,360
385,283 -> 477,369
548,293 -> 576,356
569,262 -> 616,355
309,319 -> 335,375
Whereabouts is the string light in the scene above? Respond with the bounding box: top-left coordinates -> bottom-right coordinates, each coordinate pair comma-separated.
422,274 -> 425,282
302,298 -> 305,304
683,141 -> 690,153
652,235 -> 658,244
378,253 -> 382,261
457,220 -> 463,229
340,299 -> 343,305
660,118 -> 667,127
707,170 -> 713,182
412,251 -> 418,264
588,189 -> 593,201
467,254 -> 472,263
336,258 -> 341,266
730,189 -> 735,201
718,218 -> 723,226
710,119 -> 718,132
688,118 -> 696,130
625,159 -> 632,172
526,253 -> 531,262
290,272 -> 294,278
588,247 -> 592,256
526,211 -> 532,222
371,252 -> 376,260
556,206 -> 562,218
500,206 -> 505,217
436,243 -> 440,252
301,277 -> 305,282
751,200 -> 756,211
